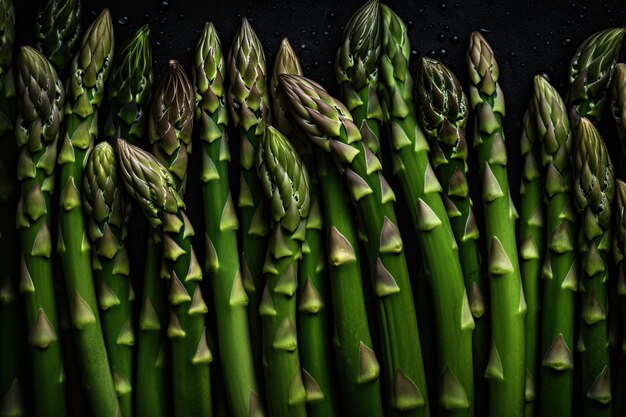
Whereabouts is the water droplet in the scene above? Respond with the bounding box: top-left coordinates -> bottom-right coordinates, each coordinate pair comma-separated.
450,35 -> 460,44
561,37 -> 572,47
329,11 -> 335,18
428,49 -> 437,58
314,40 -> 320,46
117,16 -> 128,25
301,43 -> 307,49
313,61 -> 320,68
418,8 -> 425,14
158,1 -> 170,13
540,72 -> 550,81
411,49 -> 419,56
444,25 -> 450,31
437,33 -> 446,42
438,48 -> 448,59
440,3 -> 447,10
408,20 -> 415,27
311,31 -> 317,38
545,40 -> 551,46
479,27 -> 492,34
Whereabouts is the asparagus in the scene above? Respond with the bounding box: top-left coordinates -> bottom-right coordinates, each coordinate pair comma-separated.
610,63 -> 626,160
193,22 -> 264,417
466,31 -> 525,417
56,9 -> 119,417
271,38 -> 301,141
280,74 -> 429,416
105,24 -> 153,144
256,126 -> 309,417
517,78 -> 545,417
534,76 -> 576,417
116,139 -> 213,417
227,17 -> 271,386
567,28 -> 625,130
415,57 -> 487,415
0,1 -> 22,415
83,142 -> 134,417
572,118 -> 614,417
35,0 -> 82,75
14,45 -> 66,417
378,6 -> 474,415
613,180 -> 626,417
335,0 -> 383,158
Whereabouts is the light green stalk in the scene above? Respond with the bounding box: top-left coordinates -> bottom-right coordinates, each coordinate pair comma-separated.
227,17 -> 271,387
379,6 -> 474,415
15,46 -> 66,417
56,9 -> 119,417
35,0 -> 82,75
117,139 -> 213,417
572,118 -> 614,417
466,31 -> 525,417
534,76 -> 576,417
193,22 -> 264,417
257,126 -> 309,417
280,74 -> 429,417
335,0 -> 383,158
83,142 -> 134,416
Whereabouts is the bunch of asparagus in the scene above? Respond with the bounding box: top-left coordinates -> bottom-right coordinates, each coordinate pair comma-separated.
4,0 -> 626,416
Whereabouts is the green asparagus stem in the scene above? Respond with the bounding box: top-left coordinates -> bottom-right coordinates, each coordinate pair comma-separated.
416,57 -> 487,416
336,0 -> 383,158
227,17 -> 271,388
567,28 -> 625,131
572,117 -> 614,417
613,180 -> 626,417
83,142 -> 134,417
56,9 -> 119,417
517,78 -> 545,417
271,38 -> 301,141
280,74 -> 429,417
534,76 -> 576,417
14,46 -> 66,417
117,139 -> 213,417
256,126 -> 309,417
378,7 -> 474,415
105,24 -> 153,144
35,0 -> 82,76
193,22 -> 264,417
610,63 -> 626,160
466,31 -> 526,417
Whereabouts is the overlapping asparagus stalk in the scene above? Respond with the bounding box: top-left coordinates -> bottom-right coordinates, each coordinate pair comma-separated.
256,126 -> 309,417
193,22 -> 264,417
567,28 -> 625,130
35,0 -> 82,76
416,57 -> 487,415
335,0 -> 383,158
227,17 -> 271,385
280,74 -> 429,416
378,6 -> 474,415
466,31 -> 525,417
14,46 -> 66,417
610,63 -> 626,160
613,180 -> 626,417
56,9 -> 119,417
534,76 -> 576,417
572,118 -> 614,417
271,38 -> 301,141
83,143 -> 134,417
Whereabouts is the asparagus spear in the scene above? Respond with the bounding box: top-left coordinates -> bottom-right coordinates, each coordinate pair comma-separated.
35,0 -> 82,76
83,142 -> 134,417
280,74 -> 429,417
14,46 -> 66,417
105,24 -> 153,144
610,63 -> 626,160
567,28 -> 625,131
613,180 -> 626,417
256,126 -> 309,417
56,9 -> 119,417
336,0 -> 383,158
534,76 -> 576,417
193,22 -> 264,417
378,6 -> 474,415
572,118 -> 614,417
271,38 -> 301,141
415,57 -> 487,415
227,17 -> 271,386
466,31 -> 526,417
116,139 -> 213,417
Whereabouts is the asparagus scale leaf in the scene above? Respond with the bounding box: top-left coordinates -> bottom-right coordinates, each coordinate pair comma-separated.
610,63 -> 626,160
35,0 -> 82,75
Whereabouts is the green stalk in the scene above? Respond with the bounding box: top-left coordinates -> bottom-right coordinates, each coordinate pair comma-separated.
227,17 -> 271,388
466,31 -> 525,417
336,0 -> 383,158
416,57 -> 487,415
56,9 -> 119,417
572,118 -> 614,417
256,126 -> 309,417
193,22 -> 264,417
117,140 -> 213,417
83,142 -> 134,416
613,180 -> 626,417
610,63 -> 626,161
35,0 -> 82,76
534,76 -> 576,417
105,24 -> 153,144
379,7 -> 474,415
14,46 -> 67,417
280,74 -> 429,417
567,28 -> 625,131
